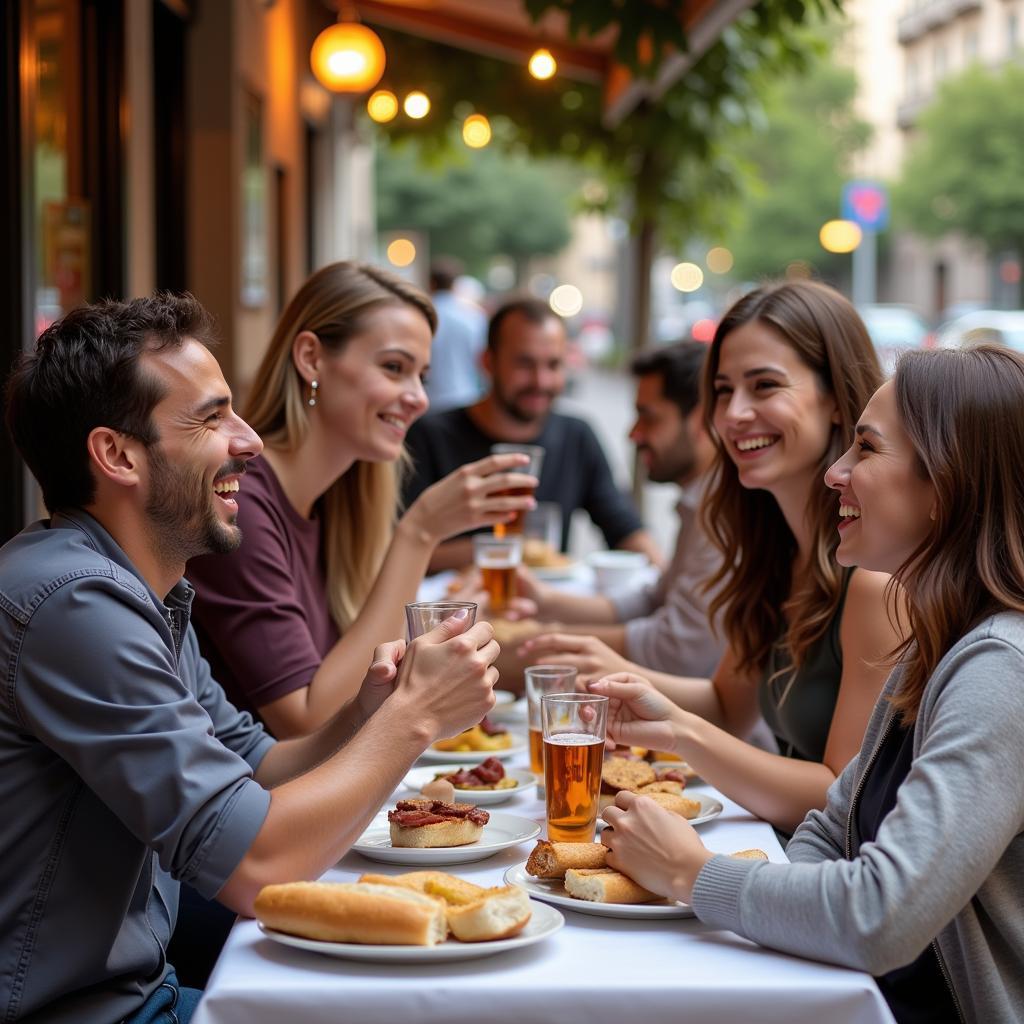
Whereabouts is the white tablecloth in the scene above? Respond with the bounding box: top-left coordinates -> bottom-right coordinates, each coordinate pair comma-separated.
193,757 -> 894,1024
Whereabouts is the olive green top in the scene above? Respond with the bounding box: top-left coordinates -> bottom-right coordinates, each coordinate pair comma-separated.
758,571 -> 854,763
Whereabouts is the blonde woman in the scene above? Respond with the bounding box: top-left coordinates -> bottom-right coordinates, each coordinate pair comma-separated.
188,262 -> 534,738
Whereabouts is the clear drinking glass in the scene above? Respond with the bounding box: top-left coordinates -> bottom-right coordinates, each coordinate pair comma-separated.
405,601 -> 477,640
541,693 -> 609,842
525,665 -> 578,780
523,501 -> 563,565
490,443 -> 545,536
472,534 -> 522,616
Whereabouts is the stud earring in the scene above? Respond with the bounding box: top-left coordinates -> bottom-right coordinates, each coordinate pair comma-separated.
308,380 -> 319,408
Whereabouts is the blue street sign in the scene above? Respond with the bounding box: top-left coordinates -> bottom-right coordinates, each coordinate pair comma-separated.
842,181 -> 889,232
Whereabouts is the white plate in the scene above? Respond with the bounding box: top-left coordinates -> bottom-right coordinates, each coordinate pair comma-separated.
530,562 -> 579,581
488,696 -> 528,725
598,791 -> 723,829
352,811 -> 541,865
418,734 -> 528,764
257,899 -> 563,964
503,863 -> 693,919
492,689 -> 516,707
402,764 -> 537,805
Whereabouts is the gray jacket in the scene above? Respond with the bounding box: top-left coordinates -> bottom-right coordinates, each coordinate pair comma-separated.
0,511 -> 274,1023
692,611 -> 1024,1023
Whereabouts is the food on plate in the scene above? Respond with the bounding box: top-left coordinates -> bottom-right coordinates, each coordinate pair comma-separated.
563,868 -> 660,905
489,617 -> 538,647
522,538 -> 571,569
253,881 -> 447,946
525,840 -> 607,879
419,777 -> 456,803
435,757 -> 518,791
387,799 -> 490,848
432,716 -> 513,752
357,871 -> 532,941
601,757 -> 656,792
641,791 -> 703,820
637,780 -> 685,797
358,870 -> 486,906
731,848 -> 769,861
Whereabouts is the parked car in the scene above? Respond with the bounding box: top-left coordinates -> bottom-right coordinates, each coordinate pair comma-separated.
857,304 -> 933,374
935,309 -> 1024,351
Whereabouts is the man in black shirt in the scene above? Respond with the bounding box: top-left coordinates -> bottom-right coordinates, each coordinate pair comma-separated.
404,297 -> 660,571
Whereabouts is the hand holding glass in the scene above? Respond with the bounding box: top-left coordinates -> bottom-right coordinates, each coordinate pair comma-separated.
490,443 -> 544,536
542,693 -> 608,842
405,601 -> 477,639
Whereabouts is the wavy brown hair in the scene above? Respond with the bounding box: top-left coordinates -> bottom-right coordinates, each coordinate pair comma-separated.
701,280 -> 883,677
889,345 -> 1024,721
244,261 -> 436,632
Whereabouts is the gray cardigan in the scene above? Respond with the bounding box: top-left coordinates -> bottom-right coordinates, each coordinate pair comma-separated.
692,611 -> 1024,1023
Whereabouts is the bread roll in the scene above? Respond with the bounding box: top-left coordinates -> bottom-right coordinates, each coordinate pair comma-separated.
446,886 -> 532,942
359,871 -> 486,906
642,791 -> 702,819
254,882 -> 448,946
563,868 -> 659,905
390,818 -> 483,848
525,840 -> 607,878
730,848 -> 769,861
637,780 -> 685,797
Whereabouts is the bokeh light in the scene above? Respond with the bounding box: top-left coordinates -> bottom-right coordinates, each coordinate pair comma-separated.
403,91 -> 431,119
670,262 -> 704,293
528,48 -> 557,80
462,113 -> 492,148
366,90 -> 398,123
706,247 -> 734,274
549,284 -> 583,317
386,238 -> 416,267
819,220 -> 862,254
310,23 -> 386,93
691,318 -> 717,343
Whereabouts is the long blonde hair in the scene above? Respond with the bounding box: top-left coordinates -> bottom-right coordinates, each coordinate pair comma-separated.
701,280 -> 883,677
244,261 -> 436,632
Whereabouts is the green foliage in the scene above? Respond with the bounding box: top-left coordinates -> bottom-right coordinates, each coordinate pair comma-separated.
722,35 -> 872,282
365,0 -> 844,247
896,63 -> 1024,254
375,140 -> 574,275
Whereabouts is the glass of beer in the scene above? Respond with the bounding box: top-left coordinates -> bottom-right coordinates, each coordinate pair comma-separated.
541,693 -> 608,842
473,534 -> 522,616
490,443 -> 544,537
405,601 -> 477,640
525,665 -> 578,781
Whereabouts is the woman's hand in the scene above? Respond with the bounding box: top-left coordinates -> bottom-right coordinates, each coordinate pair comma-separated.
403,453 -> 537,544
586,673 -> 682,753
601,791 -> 713,903
517,632 -> 632,683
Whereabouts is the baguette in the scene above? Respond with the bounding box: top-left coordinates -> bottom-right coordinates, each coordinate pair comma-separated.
358,871 -> 486,906
254,882 -> 448,946
642,791 -> 702,819
525,840 -> 607,879
563,868 -> 660,905
446,885 -> 532,942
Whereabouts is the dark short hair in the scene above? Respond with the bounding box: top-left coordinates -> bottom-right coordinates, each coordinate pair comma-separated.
429,257 -> 463,292
487,297 -> 561,352
630,340 -> 708,417
4,292 -> 215,513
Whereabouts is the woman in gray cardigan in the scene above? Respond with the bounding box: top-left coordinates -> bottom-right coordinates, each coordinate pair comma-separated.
593,345 -> 1024,1023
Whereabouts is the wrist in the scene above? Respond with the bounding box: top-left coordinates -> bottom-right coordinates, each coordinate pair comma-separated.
397,506 -> 437,548
674,847 -> 715,903
384,690 -> 440,747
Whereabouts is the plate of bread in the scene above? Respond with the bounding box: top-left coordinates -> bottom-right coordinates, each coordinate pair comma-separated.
597,756 -> 721,825
254,870 -> 564,963
403,760 -> 536,805
352,801 -> 541,865
505,841 -> 768,919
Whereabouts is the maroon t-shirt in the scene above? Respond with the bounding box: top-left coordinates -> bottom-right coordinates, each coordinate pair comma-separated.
188,455 -> 340,716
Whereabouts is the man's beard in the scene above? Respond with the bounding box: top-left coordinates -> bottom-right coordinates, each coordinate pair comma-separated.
494,384 -> 557,425
145,446 -> 242,564
640,433 -> 696,484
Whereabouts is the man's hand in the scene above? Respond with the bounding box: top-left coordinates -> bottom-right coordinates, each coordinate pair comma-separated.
391,609 -> 500,741
517,632 -> 632,683
353,640 -> 405,723
586,673 -> 681,754
601,791 -> 713,903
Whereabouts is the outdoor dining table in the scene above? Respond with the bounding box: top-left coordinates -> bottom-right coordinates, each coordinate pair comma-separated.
192,565 -> 895,1024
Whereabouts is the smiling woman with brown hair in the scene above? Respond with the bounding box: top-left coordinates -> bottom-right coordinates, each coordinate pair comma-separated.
597,345 -> 1024,1023
187,261 -> 535,738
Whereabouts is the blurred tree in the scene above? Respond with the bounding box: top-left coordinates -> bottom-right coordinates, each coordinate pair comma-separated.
896,63 -> 1024,259
375,142 -> 574,282
723,38 -> 872,283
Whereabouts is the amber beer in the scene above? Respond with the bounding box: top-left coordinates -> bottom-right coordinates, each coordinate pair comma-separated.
529,726 -> 544,776
481,562 -> 517,614
544,733 -> 604,842
473,535 -> 522,616
494,485 -> 534,537
491,443 -> 544,538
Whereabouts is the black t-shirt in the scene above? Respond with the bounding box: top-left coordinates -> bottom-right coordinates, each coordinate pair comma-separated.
402,407 -> 643,550
855,717 -> 960,1023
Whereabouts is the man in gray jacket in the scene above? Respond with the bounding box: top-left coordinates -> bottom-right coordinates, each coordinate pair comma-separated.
0,295 -> 499,1023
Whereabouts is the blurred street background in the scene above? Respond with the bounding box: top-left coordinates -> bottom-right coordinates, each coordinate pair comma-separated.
4,0 -> 1023,550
